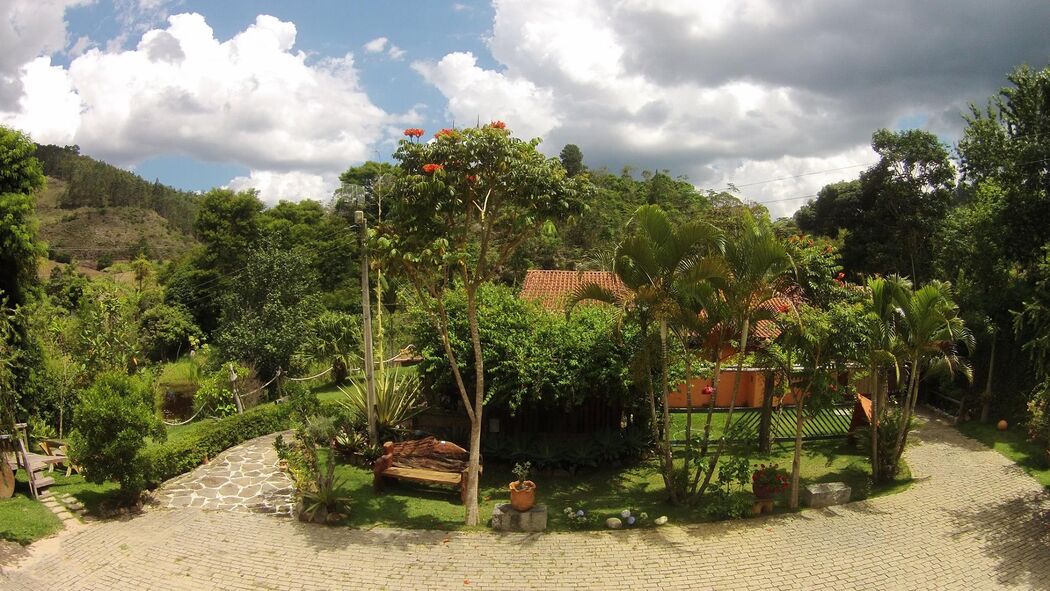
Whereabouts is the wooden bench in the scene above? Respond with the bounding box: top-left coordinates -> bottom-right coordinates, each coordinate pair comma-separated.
373,437 -> 480,503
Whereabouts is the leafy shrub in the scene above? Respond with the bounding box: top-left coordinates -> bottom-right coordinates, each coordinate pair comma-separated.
282,380 -> 320,421
138,303 -> 201,362
96,255 -> 113,270
68,372 -> 165,501
411,283 -> 635,414
704,455 -> 753,520
193,363 -> 251,418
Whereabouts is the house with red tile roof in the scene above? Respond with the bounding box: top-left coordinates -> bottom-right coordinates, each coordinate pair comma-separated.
518,269 -> 839,408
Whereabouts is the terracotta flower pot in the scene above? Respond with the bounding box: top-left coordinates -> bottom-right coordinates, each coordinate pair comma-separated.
509,480 -> 536,511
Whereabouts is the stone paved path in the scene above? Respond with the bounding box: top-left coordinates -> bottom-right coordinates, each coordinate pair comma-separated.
152,432 -> 296,516
3,414 -> 1048,590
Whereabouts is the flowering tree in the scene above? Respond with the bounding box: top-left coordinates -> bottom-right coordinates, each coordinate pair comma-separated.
376,123 -> 583,525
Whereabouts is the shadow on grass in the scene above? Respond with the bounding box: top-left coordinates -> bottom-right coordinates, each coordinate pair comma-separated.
947,490 -> 1050,590
956,421 -> 1050,488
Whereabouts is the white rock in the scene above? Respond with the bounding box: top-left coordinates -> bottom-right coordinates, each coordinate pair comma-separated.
654,516 -> 668,525
605,517 -> 622,529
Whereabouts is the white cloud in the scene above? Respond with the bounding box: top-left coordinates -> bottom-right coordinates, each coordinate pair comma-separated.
412,52 -> 560,140
227,170 -> 338,204
418,0 -> 1050,217
3,12 -> 393,204
0,56 -> 82,145
387,45 -> 406,60
0,0 -> 92,108
363,36 -> 388,53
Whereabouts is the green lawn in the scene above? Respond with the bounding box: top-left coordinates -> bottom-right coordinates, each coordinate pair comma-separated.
0,469 -> 121,545
330,439 -> 909,531
956,420 -> 1050,488
0,494 -> 62,545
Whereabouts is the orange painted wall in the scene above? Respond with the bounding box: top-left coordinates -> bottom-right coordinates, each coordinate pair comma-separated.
668,370 -> 806,408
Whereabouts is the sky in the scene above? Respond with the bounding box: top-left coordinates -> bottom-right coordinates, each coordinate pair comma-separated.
2,1 -> 1049,218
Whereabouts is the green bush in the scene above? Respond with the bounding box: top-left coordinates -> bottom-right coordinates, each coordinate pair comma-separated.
68,372 -> 165,501
411,283 -> 635,413
193,363 -> 250,418
138,303 -> 202,362
96,254 -> 113,271
142,399 -> 344,486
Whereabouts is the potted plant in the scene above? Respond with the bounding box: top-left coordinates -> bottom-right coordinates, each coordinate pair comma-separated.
509,461 -> 536,511
751,463 -> 789,499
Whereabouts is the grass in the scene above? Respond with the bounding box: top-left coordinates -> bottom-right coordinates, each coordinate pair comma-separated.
0,494 -> 62,545
328,438 -> 909,532
0,469 -> 120,545
956,420 -> 1050,488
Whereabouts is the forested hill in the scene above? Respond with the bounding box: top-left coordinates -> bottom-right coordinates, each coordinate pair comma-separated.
33,144 -> 199,263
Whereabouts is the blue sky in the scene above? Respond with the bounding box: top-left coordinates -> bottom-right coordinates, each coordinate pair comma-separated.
2,0 -> 1049,217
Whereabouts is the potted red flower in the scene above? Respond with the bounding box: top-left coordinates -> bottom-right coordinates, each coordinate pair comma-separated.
751,463 -> 789,499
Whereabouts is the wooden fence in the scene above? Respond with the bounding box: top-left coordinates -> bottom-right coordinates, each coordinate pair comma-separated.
669,402 -> 855,445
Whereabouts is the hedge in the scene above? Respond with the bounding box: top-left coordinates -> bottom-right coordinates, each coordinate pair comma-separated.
143,400 -> 343,487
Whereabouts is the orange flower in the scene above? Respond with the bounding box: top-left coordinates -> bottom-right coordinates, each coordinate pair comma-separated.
467,174 -> 478,183
422,163 -> 443,174
403,128 -> 424,137
435,128 -> 455,138
490,120 -> 506,129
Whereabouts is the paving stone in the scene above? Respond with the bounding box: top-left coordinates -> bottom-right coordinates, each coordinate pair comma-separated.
3,415 -> 1048,590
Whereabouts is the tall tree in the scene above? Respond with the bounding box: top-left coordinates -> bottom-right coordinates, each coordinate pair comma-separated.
559,144 -> 585,177
377,122 -> 584,525
696,212 -> 792,497
796,129 -> 955,283
0,126 -> 46,429
571,205 -> 725,504
887,279 -> 974,476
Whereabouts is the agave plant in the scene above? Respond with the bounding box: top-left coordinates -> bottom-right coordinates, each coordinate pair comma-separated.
339,366 -> 426,440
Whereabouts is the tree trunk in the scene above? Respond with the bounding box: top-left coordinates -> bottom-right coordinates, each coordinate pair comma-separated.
892,357 -> 919,470
463,286 -> 484,526
696,318 -> 749,498
980,336 -> 996,423
683,338 -> 694,485
691,337 -> 723,495
789,393 -> 806,509
758,371 -> 775,452
659,321 -> 678,504
870,369 -> 880,483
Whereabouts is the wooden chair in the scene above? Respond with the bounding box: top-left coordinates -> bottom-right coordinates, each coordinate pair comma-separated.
12,424 -> 62,499
39,439 -> 80,477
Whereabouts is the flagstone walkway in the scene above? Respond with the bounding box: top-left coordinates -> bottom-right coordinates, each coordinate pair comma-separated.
2,413 -> 1048,590
152,432 -> 296,516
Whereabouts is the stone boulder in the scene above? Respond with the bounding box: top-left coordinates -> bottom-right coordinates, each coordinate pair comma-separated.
802,482 -> 851,508
491,503 -> 547,532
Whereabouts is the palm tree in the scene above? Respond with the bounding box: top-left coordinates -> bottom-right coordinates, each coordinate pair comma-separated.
888,279 -> 974,474
570,205 -> 723,503
863,276 -> 905,482
695,212 -> 792,498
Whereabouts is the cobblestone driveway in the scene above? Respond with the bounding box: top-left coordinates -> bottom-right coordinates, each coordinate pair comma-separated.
3,414 -> 1048,590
